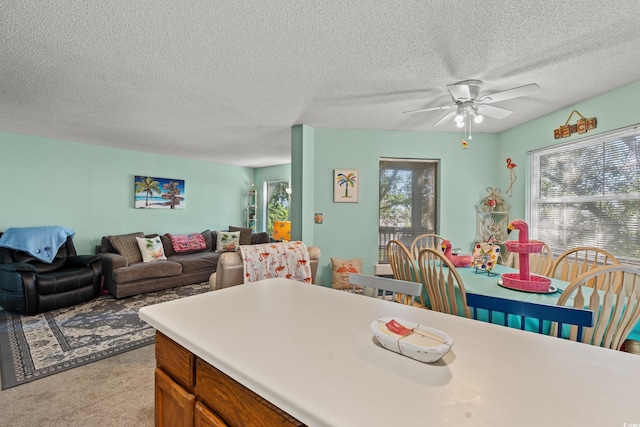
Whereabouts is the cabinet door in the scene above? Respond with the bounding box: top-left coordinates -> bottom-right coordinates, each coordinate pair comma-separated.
195,401 -> 228,427
156,368 -> 196,427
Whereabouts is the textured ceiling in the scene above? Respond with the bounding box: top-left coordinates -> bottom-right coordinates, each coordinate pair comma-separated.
2,1 -> 640,167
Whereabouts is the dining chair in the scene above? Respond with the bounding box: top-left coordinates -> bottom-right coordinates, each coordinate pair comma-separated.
417,248 -> 471,318
349,273 -> 422,306
503,241 -> 554,277
410,233 -> 445,261
555,264 -> 640,350
386,240 -> 418,282
387,240 -> 425,306
466,293 -> 594,340
549,246 -> 621,290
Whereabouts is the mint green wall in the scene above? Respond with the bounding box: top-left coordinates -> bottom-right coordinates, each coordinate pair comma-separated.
294,127 -> 500,286
298,81 -> 640,287
0,132 -> 253,254
3,80 -> 637,283
254,163 -> 291,232
497,80 -> 640,223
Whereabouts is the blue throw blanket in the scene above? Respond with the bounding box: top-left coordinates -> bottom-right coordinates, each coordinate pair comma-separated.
0,226 -> 75,263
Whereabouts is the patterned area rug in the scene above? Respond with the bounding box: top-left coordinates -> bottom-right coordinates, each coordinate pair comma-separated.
0,282 -> 210,389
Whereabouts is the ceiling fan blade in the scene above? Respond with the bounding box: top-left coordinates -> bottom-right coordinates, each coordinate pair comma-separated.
403,105 -> 453,114
477,104 -> 514,119
479,83 -> 540,104
447,83 -> 472,101
433,111 -> 457,126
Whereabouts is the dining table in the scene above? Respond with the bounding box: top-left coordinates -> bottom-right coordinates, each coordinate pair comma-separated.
453,264 -> 640,342
139,278 -> 640,427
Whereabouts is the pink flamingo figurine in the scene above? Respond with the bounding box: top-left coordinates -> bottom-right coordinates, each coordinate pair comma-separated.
507,220 -> 530,281
506,158 -> 517,197
441,240 -> 472,267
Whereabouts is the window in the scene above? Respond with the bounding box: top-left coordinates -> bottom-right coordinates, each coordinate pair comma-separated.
529,126 -> 640,264
263,180 -> 290,236
379,158 -> 438,262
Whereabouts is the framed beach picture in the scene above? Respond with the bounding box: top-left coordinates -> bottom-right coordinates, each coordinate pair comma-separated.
334,169 -> 359,203
135,176 -> 186,209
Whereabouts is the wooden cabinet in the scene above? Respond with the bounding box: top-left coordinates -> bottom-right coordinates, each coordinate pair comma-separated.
155,332 -> 305,427
155,368 -> 196,427
195,402 -> 227,427
156,330 -> 195,389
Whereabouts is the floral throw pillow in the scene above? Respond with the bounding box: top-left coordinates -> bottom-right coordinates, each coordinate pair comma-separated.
169,233 -> 206,254
136,236 -> 167,262
215,231 -> 241,253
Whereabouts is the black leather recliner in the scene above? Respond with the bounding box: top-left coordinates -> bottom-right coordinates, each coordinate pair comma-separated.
0,235 -> 102,315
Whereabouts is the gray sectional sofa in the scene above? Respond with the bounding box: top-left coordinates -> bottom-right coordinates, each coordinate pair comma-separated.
96,229 -> 269,298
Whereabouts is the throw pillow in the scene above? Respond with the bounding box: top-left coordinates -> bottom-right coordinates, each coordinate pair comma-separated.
169,233 -> 207,254
201,230 -> 213,250
108,232 -> 144,264
251,231 -> 270,244
215,231 -> 241,253
136,236 -> 167,262
160,234 -> 175,257
331,257 -> 363,290
229,226 -> 253,246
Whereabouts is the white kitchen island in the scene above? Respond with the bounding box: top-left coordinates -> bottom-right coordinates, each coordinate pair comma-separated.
139,278 -> 640,427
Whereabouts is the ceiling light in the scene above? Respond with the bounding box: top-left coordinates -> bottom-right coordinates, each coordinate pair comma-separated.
456,120 -> 465,128
454,113 -> 465,123
473,114 -> 483,123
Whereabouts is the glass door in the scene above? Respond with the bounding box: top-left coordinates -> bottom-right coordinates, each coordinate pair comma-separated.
264,180 -> 290,237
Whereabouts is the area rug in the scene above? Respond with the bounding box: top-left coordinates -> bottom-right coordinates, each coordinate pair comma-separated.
0,282 -> 210,389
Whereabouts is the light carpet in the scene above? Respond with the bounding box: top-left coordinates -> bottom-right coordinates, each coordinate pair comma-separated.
0,282 -> 209,389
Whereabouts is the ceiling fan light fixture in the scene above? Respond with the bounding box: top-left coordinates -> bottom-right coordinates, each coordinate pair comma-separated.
413,79 -> 539,128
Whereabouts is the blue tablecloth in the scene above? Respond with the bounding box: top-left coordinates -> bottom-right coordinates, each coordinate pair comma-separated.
455,264 -> 640,342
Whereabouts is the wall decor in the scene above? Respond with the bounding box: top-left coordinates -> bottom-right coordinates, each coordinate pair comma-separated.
505,158 -> 517,197
135,176 -> 185,209
334,169 -> 359,203
553,109 -> 597,139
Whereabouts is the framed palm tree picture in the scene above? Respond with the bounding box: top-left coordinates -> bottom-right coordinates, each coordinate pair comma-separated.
135,176 -> 186,209
334,169 -> 359,203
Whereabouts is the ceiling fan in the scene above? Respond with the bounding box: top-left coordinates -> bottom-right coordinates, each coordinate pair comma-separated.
403,80 -> 540,127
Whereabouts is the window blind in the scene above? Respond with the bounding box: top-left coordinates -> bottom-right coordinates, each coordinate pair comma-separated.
528,126 -> 640,263
378,158 -> 438,262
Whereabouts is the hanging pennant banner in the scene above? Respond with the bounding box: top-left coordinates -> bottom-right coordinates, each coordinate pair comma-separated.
553,110 -> 597,139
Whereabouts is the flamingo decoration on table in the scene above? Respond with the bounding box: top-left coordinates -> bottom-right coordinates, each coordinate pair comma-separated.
441,240 -> 472,267
507,220 -> 530,281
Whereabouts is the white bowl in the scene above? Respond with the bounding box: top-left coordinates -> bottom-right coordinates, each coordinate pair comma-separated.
371,317 -> 454,363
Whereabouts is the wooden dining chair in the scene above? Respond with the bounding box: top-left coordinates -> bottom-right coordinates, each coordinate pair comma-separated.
549,246 -> 621,290
417,248 -> 471,318
387,240 -> 425,306
410,233 -> 445,260
555,264 -> 640,350
349,273 -> 422,306
466,293 -> 594,340
386,240 -> 418,282
503,241 -> 554,277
